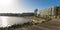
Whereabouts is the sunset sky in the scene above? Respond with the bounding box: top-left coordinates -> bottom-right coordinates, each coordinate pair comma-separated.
0,0 -> 60,13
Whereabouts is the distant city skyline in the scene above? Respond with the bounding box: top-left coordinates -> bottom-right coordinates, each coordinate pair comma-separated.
0,0 -> 60,13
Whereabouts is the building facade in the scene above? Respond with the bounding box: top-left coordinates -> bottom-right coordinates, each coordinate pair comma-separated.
37,6 -> 60,18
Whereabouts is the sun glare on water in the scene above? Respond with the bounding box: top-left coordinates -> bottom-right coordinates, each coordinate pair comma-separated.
1,16 -> 8,27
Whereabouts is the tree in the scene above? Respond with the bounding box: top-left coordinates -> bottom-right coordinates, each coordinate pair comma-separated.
34,9 -> 38,16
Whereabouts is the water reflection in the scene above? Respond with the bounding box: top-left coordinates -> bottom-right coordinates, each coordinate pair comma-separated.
1,17 -> 8,27
0,16 -> 32,27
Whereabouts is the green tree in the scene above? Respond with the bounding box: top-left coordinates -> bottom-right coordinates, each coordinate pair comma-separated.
34,9 -> 38,16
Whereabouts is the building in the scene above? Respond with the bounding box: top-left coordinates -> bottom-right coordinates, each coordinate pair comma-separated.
37,6 -> 60,18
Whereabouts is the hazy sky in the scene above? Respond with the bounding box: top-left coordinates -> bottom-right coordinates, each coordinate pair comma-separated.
0,0 -> 60,13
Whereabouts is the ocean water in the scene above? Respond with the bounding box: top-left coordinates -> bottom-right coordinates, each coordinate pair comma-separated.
0,16 -> 32,27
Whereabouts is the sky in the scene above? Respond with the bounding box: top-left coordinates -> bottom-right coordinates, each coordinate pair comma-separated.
19,0 -> 60,12
0,0 -> 60,13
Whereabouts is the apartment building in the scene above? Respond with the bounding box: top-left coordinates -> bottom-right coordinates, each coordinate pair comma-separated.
37,6 -> 60,18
